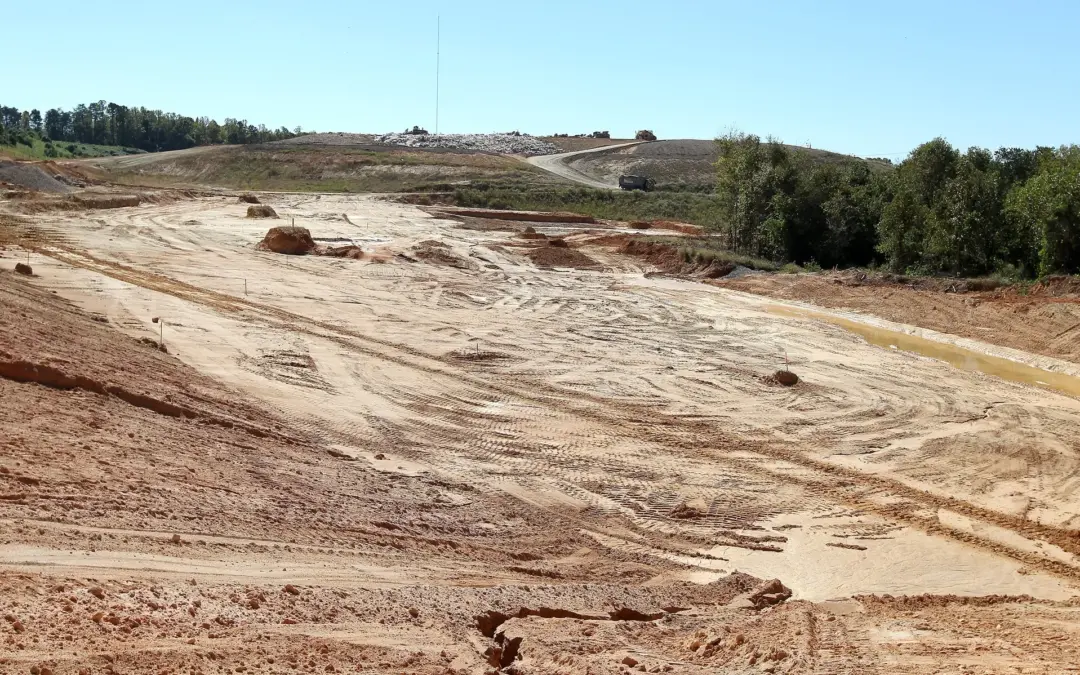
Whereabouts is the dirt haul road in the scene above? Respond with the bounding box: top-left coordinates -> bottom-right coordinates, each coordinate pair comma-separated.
525,141 -> 645,189
2,193 -> 1080,673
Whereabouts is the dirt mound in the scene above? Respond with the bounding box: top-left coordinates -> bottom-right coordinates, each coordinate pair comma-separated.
318,245 -> 364,259
773,370 -> 799,386
413,240 -> 476,269
257,226 -> 315,255
670,497 -> 708,519
0,160 -> 72,194
517,227 -> 548,240
618,239 -> 729,277
650,220 -> 706,235
620,240 -> 681,266
238,193 -> 261,204
247,204 -> 279,218
728,578 -> 793,610
14,262 -> 32,276
526,244 -> 600,269
1026,275 -> 1080,297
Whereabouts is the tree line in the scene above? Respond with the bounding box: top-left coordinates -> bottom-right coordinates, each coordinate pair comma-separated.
715,132 -> 1080,277
0,101 -> 307,153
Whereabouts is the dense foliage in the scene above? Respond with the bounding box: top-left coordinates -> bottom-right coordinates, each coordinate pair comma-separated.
714,132 -> 1080,277
0,101 -> 306,154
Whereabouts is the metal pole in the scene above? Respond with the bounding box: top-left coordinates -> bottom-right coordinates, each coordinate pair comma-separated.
436,15 -> 440,135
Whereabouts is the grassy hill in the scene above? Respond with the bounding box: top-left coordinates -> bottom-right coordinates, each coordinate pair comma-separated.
86,142 -> 564,193
0,138 -> 143,161
568,139 -> 893,191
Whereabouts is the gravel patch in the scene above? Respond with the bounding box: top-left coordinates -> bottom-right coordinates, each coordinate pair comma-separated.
0,160 -> 73,194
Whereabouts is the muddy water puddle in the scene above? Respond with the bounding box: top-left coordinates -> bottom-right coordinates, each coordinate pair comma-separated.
768,304 -> 1080,398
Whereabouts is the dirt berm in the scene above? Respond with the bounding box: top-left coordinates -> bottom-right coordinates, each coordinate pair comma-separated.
435,207 -> 596,224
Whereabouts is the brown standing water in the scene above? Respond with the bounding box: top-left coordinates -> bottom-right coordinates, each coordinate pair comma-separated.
768,303 -> 1080,398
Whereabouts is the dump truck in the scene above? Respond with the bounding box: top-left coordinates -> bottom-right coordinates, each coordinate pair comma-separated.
619,175 -> 652,191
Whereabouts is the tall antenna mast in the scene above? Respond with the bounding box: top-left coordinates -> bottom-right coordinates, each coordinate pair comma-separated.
435,15 -> 440,135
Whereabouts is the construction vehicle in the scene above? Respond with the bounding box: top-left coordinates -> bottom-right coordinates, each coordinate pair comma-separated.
619,175 -> 653,191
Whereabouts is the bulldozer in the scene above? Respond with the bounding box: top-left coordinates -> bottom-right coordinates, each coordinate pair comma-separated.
618,175 -> 653,191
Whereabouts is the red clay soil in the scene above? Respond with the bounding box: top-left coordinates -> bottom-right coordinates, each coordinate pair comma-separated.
717,270 -> 1080,365
0,271 -> 775,673
436,207 -> 597,224
257,226 -> 315,255
2,243 -> 1079,672
317,244 -> 364,259
647,220 -> 706,235
526,241 -> 601,269
619,239 -> 735,278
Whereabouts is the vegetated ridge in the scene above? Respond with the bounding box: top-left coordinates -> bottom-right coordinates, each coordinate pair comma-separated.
0,99 -> 308,158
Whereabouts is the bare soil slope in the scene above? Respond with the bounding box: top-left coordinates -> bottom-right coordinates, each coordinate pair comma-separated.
2,195 -> 1080,673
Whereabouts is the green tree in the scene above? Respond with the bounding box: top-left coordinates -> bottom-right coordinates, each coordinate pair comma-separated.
714,132 -> 796,257
1006,146 -> 1080,275
926,148 -> 1004,274
877,186 -> 929,272
819,163 -> 888,268
43,109 -> 63,140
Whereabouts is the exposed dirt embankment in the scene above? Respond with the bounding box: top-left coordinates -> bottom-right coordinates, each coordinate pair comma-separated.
717,270 -> 1080,366
619,238 -> 735,278
436,207 -> 597,224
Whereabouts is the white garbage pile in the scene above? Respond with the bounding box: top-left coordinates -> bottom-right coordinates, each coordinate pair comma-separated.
374,132 -> 559,155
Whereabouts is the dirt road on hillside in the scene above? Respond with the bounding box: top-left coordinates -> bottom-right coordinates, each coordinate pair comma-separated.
525,141 -> 645,188
2,193 -> 1080,672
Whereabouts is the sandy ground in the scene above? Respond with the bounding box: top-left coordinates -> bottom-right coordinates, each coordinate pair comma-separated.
3,193 -> 1080,673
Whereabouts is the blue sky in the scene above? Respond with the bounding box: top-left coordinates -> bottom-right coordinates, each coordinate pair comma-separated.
7,0 -> 1079,159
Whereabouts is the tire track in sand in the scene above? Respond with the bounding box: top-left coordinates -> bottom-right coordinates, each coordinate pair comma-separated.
32,243 -> 1080,585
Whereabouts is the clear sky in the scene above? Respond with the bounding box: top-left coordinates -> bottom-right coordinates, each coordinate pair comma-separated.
7,0 -> 1079,160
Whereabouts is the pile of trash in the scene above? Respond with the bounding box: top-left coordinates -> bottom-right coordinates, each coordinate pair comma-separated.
374,132 -> 559,155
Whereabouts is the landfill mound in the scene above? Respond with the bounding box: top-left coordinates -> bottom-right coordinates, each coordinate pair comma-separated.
374,132 -> 559,155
